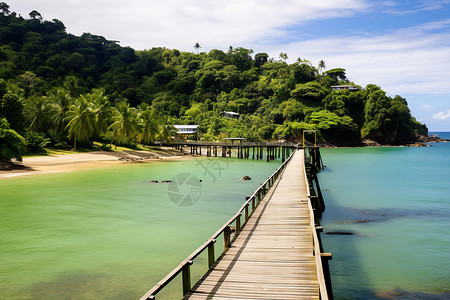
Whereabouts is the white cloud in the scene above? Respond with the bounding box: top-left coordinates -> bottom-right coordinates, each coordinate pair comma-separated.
269,19 -> 450,97
10,0 -> 370,50
432,110 -> 450,120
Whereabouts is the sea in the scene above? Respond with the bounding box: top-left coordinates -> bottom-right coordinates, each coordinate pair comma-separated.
0,154 -> 283,299
318,132 -> 450,299
0,136 -> 449,300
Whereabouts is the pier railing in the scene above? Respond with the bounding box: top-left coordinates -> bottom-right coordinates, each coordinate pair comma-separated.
167,140 -> 298,147
139,151 -> 296,300
304,148 -> 333,300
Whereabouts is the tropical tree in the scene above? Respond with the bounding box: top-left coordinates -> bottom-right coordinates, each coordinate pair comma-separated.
24,96 -> 53,133
318,60 -> 326,75
0,2 -> 10,15
194,43 -> 201,54
29,10 -> 43,21
48,88 -> 72,135
65,95 -> 96,149
157,117 -> 177,143
279,53 -> 288,61
88,88 -> 110,137
108,101 -> 140,147
138,109 -> 159,145
0,118 -> 26,162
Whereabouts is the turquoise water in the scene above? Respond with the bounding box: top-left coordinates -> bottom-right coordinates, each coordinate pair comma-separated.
0,156 -> 282,299
319,138 -> 450,299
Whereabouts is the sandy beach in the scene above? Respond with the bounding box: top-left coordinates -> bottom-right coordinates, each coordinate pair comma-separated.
0,149 -> 186,178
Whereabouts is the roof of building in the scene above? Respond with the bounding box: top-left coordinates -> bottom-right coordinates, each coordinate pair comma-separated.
331,85 -> 359,90
224,111 -> 240,116
174,125 -> 199,134
174,125 -> 199,129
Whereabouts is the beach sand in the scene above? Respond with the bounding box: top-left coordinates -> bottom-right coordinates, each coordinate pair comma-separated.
0,150 -> 186,178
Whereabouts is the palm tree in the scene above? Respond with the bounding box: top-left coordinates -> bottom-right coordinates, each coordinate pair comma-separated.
157,117 -> 177,144
0,2 -> 10,15
65,95 -> 96,149
194,43 -> 201,54
48,88 -> 72,135
318,60 -> 326,75
138,109 -> 159,145
279,53 -> 288,61
88,89 -> 110,137
24,96 -> 53,134
108,101 -> 140,147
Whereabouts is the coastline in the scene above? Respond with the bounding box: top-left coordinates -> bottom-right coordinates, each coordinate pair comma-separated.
0,149 -> 188,178
2,136 -> 448,178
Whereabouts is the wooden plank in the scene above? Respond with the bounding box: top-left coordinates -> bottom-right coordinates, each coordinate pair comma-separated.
184,150 -> 320,299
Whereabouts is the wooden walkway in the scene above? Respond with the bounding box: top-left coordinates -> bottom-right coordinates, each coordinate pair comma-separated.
184,150 -> 319,299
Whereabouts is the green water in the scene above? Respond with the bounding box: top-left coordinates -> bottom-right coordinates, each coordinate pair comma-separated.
0,156 -> 282,299
319,143 -> 450,299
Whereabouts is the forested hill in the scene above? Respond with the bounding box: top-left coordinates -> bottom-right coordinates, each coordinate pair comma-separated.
0,3 -> 428,160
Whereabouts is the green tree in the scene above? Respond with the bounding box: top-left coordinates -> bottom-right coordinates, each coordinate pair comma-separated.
255,52 -> 269,67
279,53 -> 288,61
138,109 -> 158,145
194,43 -> 201,54
29,10 -> 43,21
48,88 -> 72,135
108,101 -> 140,146
158,121 -> 177,143
0,2 -> 10,15
24,96 -> 53,133
318,60 -> 326,75
0,118 -> 26,162
65,95 -> 97,149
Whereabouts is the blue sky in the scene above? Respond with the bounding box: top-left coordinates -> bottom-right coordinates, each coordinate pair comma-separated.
10,0 -> 450,130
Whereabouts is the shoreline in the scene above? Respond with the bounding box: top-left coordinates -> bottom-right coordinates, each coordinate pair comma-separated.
2,138 -> 449,178
0,149 -> 189,179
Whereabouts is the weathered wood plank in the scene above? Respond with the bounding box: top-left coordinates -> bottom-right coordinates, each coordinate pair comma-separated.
184,150 -> 319,300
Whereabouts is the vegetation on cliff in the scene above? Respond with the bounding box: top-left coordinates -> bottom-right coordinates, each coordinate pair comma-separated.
0,2 -> 427,160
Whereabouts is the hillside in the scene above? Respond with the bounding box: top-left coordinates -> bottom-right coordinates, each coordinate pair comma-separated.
0,3 -> 428,161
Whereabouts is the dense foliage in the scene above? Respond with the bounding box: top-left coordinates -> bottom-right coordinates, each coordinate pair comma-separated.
0,3 -> 427,160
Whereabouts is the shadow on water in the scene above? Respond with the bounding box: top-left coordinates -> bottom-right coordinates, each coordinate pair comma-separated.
324,205 -> 449,228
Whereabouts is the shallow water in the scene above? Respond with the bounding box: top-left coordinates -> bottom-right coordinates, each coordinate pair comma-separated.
0,156 -> 282,299
319,140 -> 450,299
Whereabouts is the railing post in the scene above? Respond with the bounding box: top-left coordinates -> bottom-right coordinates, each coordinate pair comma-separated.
236,213 -> 242,232
182,260 -> 193,296
208,240 -> 216,268
245,203 -> 249,221
320,253 -> 334,300
224,225 -> 231,250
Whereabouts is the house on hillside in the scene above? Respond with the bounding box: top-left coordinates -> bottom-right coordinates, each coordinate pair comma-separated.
331,85 -> 359,91
174,125 -> 199,140
224,111 -> 240,119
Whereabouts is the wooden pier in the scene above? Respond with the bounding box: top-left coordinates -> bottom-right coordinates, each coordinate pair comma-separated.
169,141 -> 297,162
140,148 -> 331,300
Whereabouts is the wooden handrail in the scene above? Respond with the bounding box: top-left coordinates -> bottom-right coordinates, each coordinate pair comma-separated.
303,151 -> 331,300
168,141 -> 298,147
139,151 -> 296,300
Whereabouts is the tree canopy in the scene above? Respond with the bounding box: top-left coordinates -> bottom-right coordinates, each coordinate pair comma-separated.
0,4 -> 428,160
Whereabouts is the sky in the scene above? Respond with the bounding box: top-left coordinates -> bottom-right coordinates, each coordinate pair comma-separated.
10,0 -> 450,131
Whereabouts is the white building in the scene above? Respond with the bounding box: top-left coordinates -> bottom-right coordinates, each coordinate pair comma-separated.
174,125 -> 199,140
224,111 -> 240,119
331,85 -> 359,91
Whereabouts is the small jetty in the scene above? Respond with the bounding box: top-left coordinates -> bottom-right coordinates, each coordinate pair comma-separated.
140,147 -> 331,300
169,141 -> 297,162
